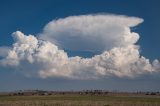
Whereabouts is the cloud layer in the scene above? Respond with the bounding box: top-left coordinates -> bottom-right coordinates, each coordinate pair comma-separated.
0,14 -> 159,79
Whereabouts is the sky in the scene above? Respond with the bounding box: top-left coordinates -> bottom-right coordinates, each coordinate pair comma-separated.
0,0 -> 160,92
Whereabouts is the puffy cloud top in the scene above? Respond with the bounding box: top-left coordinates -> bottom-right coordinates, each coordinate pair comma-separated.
0,14 -> 159,79
40,15 -> 143,51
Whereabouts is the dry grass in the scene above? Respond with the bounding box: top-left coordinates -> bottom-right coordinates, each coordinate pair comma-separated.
0,95 -> 160,106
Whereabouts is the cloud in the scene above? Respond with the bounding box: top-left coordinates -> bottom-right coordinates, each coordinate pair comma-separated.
0,14 -> 159,79
0,46 -> 10,57
39,14 -> 143,52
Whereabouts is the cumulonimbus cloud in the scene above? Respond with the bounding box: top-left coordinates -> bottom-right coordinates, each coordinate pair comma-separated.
0,14 -> 159,79
39,15 -> 143,52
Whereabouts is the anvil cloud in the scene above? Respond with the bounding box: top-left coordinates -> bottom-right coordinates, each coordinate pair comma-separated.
0,14 -> 159,79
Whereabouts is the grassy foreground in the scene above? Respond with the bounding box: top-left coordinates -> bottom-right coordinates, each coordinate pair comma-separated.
0,95 -> 160,106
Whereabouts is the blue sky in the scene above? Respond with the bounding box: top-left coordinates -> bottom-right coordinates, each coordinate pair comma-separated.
0,0 -> 160,91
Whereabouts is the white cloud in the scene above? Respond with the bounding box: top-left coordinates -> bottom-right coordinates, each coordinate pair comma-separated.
0,14 -> 159,79
152,59 -> 160,72
39,14 -> 143,51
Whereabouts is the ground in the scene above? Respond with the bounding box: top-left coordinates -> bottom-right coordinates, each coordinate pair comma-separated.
0,94 -> 160,106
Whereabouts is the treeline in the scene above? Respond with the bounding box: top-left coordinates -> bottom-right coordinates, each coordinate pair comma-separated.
1,90 -> 160,96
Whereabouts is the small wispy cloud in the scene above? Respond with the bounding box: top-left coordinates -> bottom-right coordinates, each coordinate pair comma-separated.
0,46 -> 10,57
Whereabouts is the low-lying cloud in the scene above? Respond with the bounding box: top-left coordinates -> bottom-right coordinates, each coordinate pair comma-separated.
0,14 -> 159,79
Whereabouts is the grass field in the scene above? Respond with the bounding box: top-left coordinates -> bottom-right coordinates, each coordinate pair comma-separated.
0,95 -> 160,106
